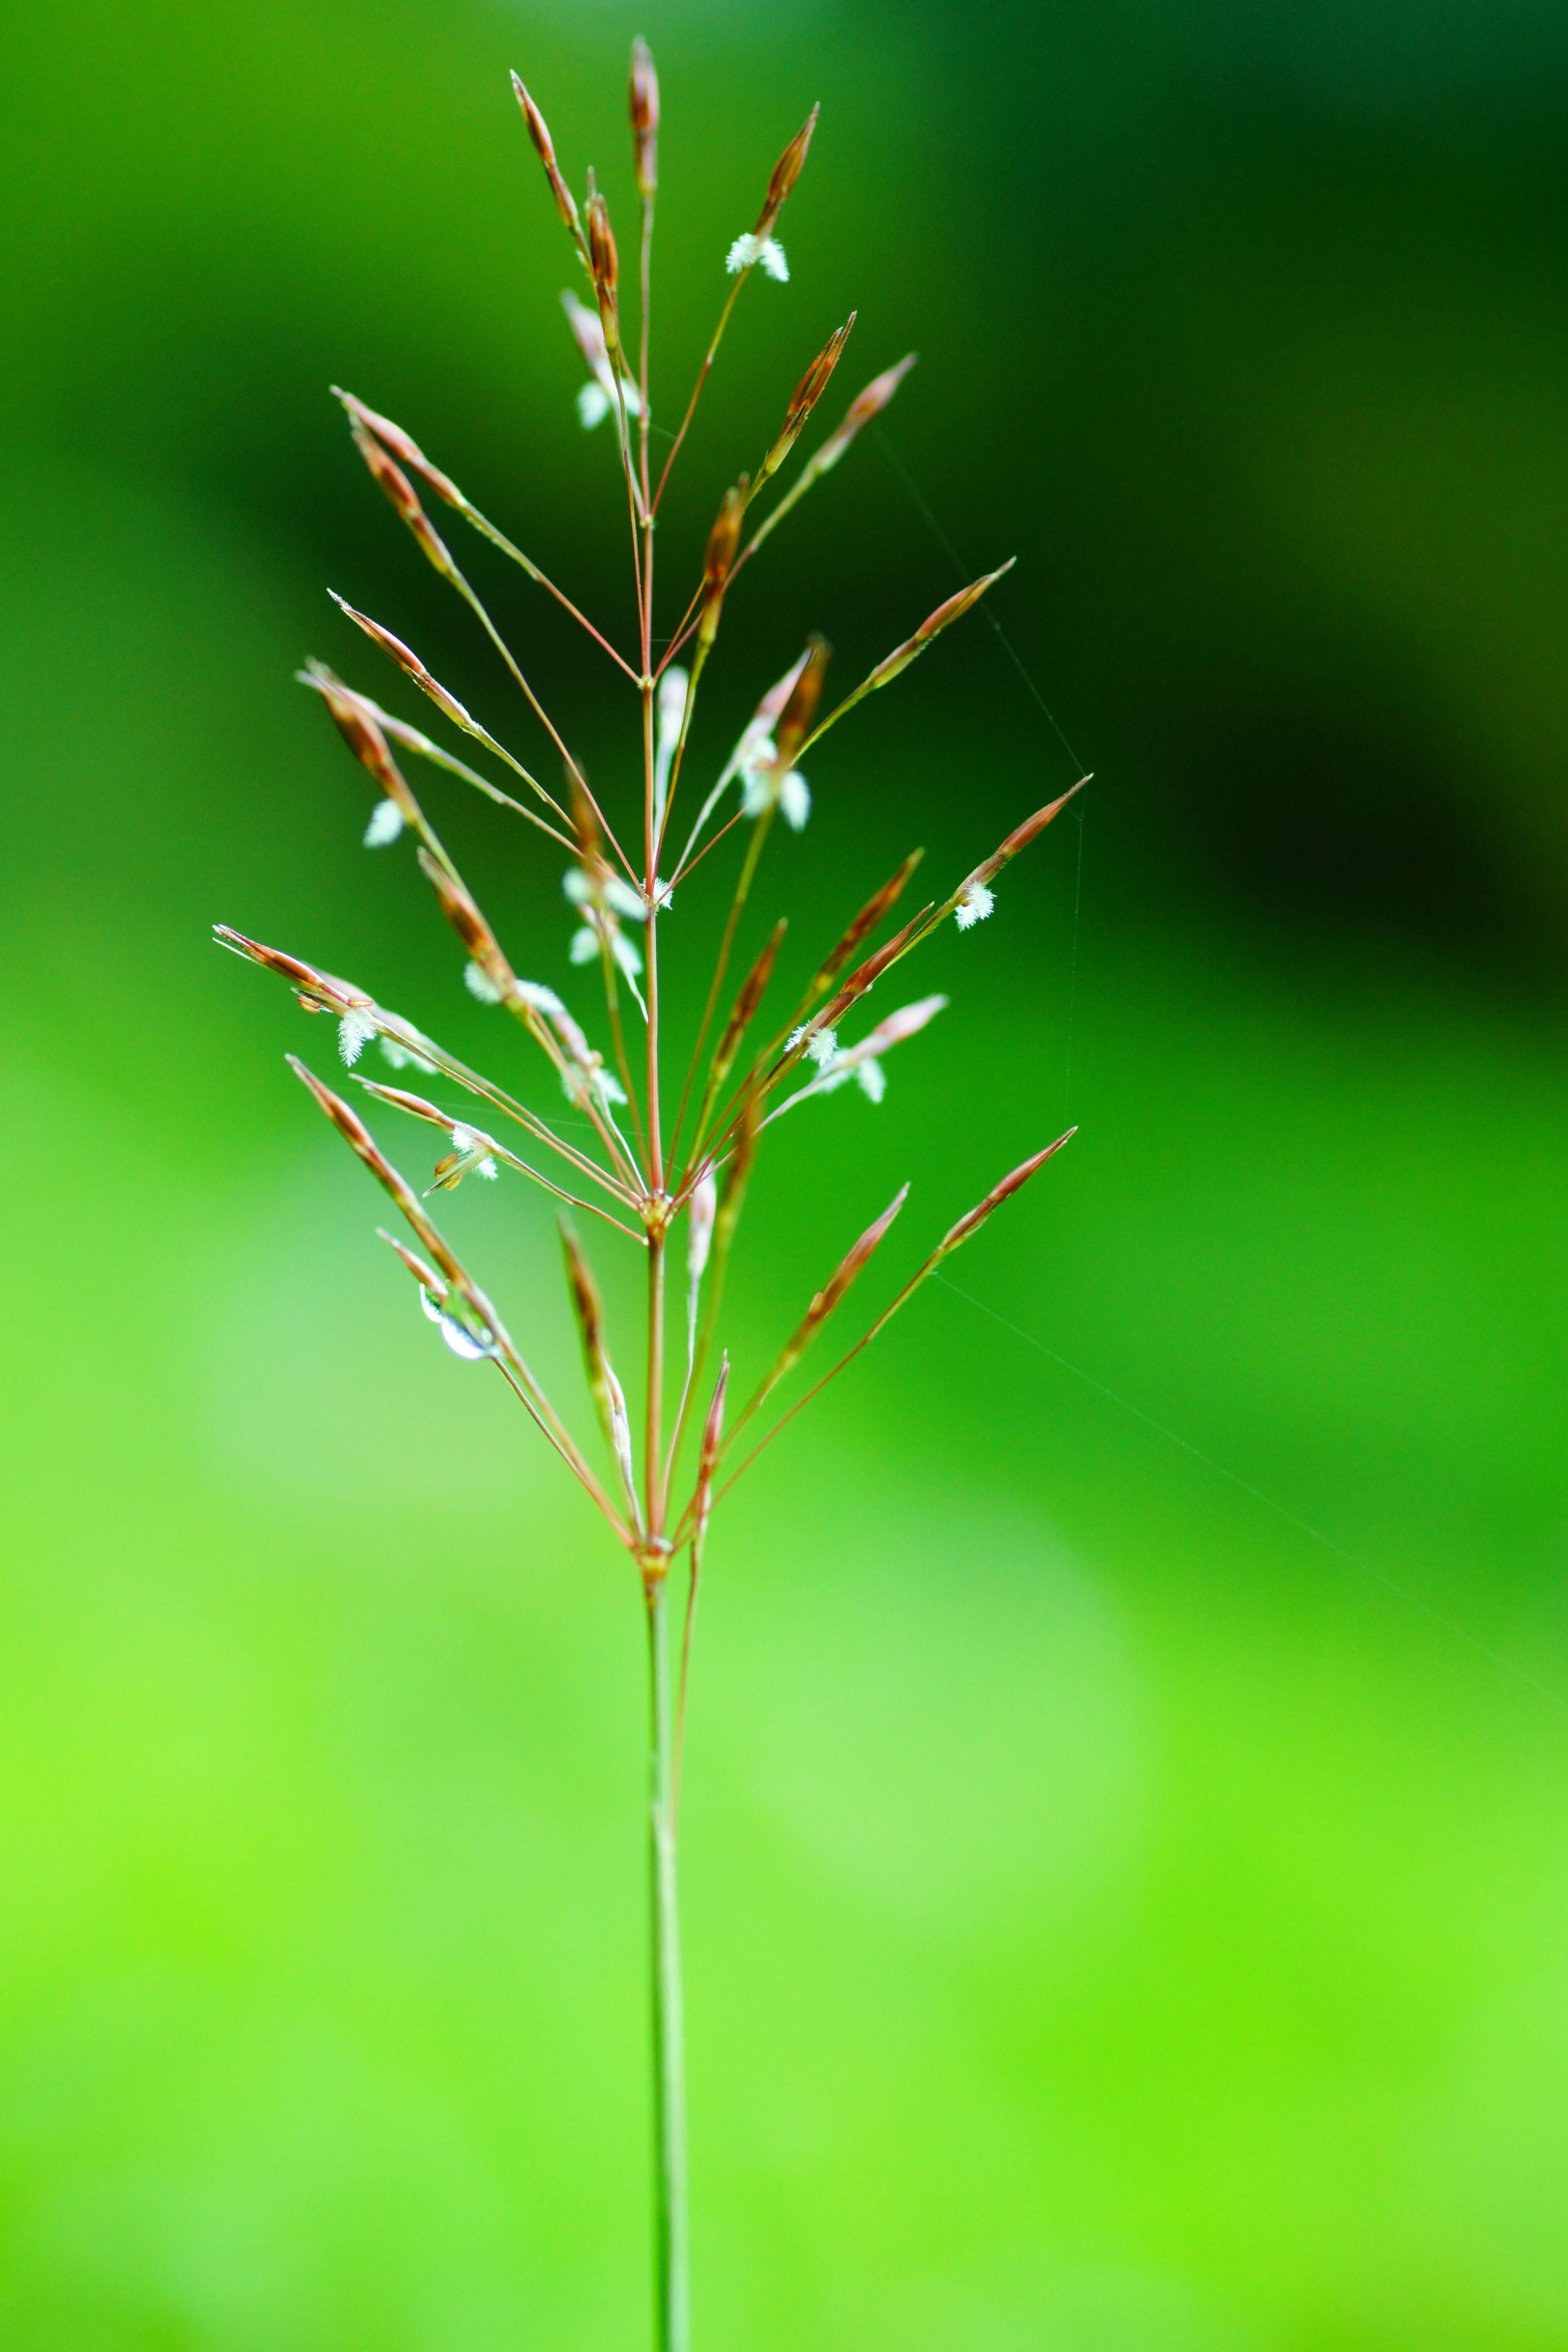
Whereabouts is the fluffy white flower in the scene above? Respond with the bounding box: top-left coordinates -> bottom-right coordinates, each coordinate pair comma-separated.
363,797 -> 404,847
512,978 -> 565,1017
740,742 -> 809,829
787,1022 -> 839,1067
611,930 -> 644,980
954,880 -> 995,931
779,770 -> 811,830
561,289 -> 644,430
564,866 -> 648,922
338,1007 -> 377,1065
562,1062 -> 628,1109
855,1058 -> 887,1104
726,233 -> 788,281
569,925 -> 599,966
450,1123 -> 499,1180
464,961 -> 503,1004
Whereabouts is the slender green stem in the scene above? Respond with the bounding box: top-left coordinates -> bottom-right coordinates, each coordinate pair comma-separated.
645,1579 -> 689,2352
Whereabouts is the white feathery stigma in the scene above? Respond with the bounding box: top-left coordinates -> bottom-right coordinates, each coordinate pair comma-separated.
450,1122 -> 499,1180
464,961 -> 503,1004
726,233 -> 788,280
955,880 -> 996,931
363,797 -> 405,847
512,979 -> 565,1016
779,770 -> 811,831
561,289 -> 643,431
338,1007 -> 377,1065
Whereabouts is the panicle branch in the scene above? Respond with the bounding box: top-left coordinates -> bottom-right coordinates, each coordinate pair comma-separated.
220,58 -> 1087,1581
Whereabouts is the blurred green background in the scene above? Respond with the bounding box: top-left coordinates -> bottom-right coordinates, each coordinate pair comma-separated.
4,1 -> 1568,2345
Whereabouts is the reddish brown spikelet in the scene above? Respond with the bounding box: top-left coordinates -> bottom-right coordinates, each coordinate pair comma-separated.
867,559 -> 1016,690
416,848 -> 513,994
732,1183 -> 910,1437
773,636 -> 829,768
212,925 -> 367,1016
560,1218 -> 639,1514
511,71 -> 583,240
560,1218 -> 606,1356
807,1183 -> 909,1330
357,1081 -> 450,1129
289,1057 -> 489,1314
377,1228 -> 446,1299
962,777 -> 1090,894
816,901 -> 936,1034
698,479 -> 748,648
333,390 -> 466,510
936,1129 -> 1077,1256
757,102 -> 820,235
811,353 -> 917,475
629,37 -> 659,198
311,668 -> 423,827
759,315 -> 855,485
710,919 -> 786,1098
328,595 -> 475,732
693,1356 -> 730,1550
753,642 -> 816,731
806,849 -> 924,1002
585,183 -> 621,350
347,415 -> 458,580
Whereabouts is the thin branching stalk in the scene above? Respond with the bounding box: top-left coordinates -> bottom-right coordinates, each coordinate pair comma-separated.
216,54 -> 1085,2352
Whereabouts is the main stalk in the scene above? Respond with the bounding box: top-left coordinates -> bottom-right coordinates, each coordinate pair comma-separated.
645,1576 -> 689,2352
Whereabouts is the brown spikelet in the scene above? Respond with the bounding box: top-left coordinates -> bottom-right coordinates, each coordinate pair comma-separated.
757,316 -> 855,487
865,560 -> 1017,691
629,38 -> 659,198
356,1081 -> 450,1130
212,926 -> 367,1017
310,669 -> 421,823
806,1185 -> 908,1332
730,1184 -> 909,1439
416,848 -> 514,998
708,919 -> 786,1104
346,416 -> 457,580
511,71 -> 584,244
585,181 -> 621,351
815,901 -> 936,1036
965,779 -> 1090,894
328,596 -> 475,733
805,849 -> 924,1005
757,103 -> 820,235
935,1130 -> 1078,1256
560,1218 -> 640,1513
377,1228 -> 446,1300
333,391 -> 466,510
793,562 -> 1016,759
773,636 -> 829,769
698,479 -> 748,649
809,353 -> 917,477
692,1355 -> 729,1553
289,1056 -> 471,1287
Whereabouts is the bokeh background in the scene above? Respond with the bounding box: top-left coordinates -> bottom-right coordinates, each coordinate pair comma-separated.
4,2 -> 1568,2345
